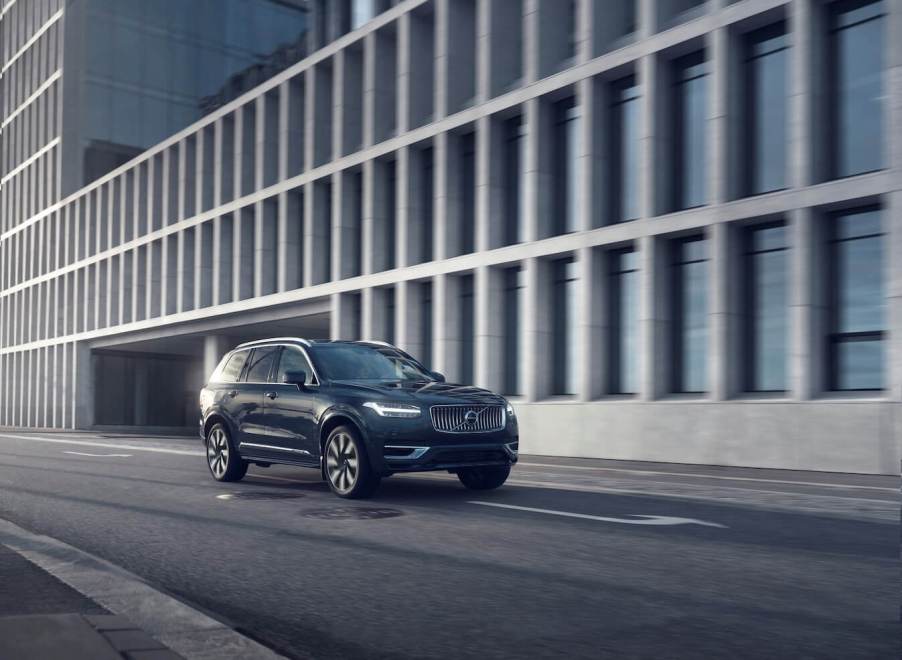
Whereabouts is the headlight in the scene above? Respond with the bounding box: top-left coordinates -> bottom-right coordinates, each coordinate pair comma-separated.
362,402 -> 422,418
505,401 -> 516,418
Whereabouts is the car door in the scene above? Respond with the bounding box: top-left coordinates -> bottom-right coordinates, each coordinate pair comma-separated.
231,346 -> 278,449
262,345 -> 320,463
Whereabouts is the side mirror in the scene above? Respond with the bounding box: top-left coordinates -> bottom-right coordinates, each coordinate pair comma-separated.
282,370 -> 307,387
430,371 -> 446,383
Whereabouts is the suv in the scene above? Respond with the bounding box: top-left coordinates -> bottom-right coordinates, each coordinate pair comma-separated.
199,338 -> 519,498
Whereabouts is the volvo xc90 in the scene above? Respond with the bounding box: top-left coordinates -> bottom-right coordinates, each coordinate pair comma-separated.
199,338 -> 519,498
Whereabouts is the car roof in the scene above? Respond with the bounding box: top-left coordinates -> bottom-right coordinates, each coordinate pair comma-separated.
232,338 -> 397,351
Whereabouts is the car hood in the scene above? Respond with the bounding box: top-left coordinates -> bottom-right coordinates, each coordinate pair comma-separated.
329,380 -> 506,406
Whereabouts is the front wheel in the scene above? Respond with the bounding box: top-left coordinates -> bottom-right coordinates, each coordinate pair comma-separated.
206,423 -> 248,482
325,425 -> 380,499
457,465 -> 511,490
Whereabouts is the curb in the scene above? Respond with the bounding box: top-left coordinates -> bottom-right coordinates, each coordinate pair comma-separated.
0,518 -> 285,660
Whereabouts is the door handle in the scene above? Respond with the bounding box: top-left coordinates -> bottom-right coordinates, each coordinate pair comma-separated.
227,390 -> 238,398
265,391 -> 278,400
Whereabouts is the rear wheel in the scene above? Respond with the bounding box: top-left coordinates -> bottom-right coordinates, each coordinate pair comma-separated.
206,423 -> 248,482
457,465 -> 511,490
325,425 -> 380,499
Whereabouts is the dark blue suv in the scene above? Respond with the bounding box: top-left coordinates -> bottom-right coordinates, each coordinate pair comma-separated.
199,338 -> 519,498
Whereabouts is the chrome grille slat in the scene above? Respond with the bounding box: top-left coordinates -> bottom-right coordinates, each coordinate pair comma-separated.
430,405 -> 505,433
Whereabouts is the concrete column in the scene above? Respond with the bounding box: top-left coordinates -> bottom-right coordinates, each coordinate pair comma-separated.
431,273 -> 459,379
708,222 -> 740,400
885,191 -> 902,402
789,0 -> 826,187
522,257 -> 551,401
331,292 -> 361,340
708,26 -> 732,205
638,53 -> 666,218
789,207 -> 824,399
638,235 -> 667,400
203,335 -> 228,381
474,265 -> 503,391
72,342 -> 93,429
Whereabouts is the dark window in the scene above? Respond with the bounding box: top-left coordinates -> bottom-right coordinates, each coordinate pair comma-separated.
552,98 -> 580,235
459,133 -> 476,254
218,350 -> 249,382
552,257 -> 579,395
503,116 -> 525,245
829,0 -> 885,178
245,347 -> 279,382
828,207 -> 884,390
350,170 -> 363,276
275,347 -> 314,384
610,77 -> 640,223
502,266 -> 523,395
744,223 -> 788,392
673,52 -> 708,210
421,147 -> 434,262
609,248 -> 639,394
385,159 -> 397,269
459,274 -> 475,384
421,281 -> 433,369
385,286 -> 396,345
672,237 -> 708,393
744,23 -> 788,195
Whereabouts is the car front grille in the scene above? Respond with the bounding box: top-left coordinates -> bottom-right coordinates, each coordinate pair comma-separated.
430,405 -> 505,433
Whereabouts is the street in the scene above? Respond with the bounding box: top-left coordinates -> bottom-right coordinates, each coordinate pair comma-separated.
0,431 -> 897,659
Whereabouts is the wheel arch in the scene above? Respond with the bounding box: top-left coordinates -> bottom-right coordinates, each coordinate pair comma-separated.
318,409 -> 371,478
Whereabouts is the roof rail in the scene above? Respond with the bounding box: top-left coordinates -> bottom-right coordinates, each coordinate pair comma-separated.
360,339 -> 396,348
234,337 -> 311,349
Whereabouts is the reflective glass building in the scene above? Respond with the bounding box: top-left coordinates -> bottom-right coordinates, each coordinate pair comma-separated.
1,0 -> 900,474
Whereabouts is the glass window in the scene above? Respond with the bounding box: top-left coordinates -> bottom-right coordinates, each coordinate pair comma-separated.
830,0 -> 885,178
503,116 -> 525,246
610,77 -> 641,223
310,344 -> 433,381
245,346 -> 279,382
459,133 -> 476,254
217,350 -> 249,382
553,98 -> 580,235
421,147 -> 435,262
673,52 -> 708,210
829,208 -> 884,390
552,257 -> 579,395
744,223 -> 788,392
672,237 -> 708,393
385,159 -> 397,269
421,281 -> 433,369
744,23 -> 788,195
275,347 -> 314,384
459,274 -> 475,384
609,248 -> 639,394
502,266 -> 523,395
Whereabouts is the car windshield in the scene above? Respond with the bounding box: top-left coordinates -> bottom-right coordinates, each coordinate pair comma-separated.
310,344 -> 434,382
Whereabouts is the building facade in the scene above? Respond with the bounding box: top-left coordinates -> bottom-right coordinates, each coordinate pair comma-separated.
1,0 -> 900,474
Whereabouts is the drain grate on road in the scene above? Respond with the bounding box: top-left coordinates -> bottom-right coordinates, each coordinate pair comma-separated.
217,491 -> 305,501
301,507 -> 403,520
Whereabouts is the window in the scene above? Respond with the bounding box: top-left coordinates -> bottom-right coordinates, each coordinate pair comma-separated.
218,350 -> 249,382
744,23 -> 788,195
384,159 -> 397,269
552,257 -> 579,395
503,116 -> 525,246
459,274 -> 475,384
245,346 -> 278,382
275,347 -> 314,385
609,248 -> 639,394
673,52 -> 708,210
829,0 -> 885,178
502,266 -> 523,395
672,237 -> 708,393
421,281 -> 433,368
610,77 -> 640,222
828,208 -> 884,390
421,147 -> 434,262
744,223 -> 788,392
552,98 -> 580,235
459,132 -> 476,254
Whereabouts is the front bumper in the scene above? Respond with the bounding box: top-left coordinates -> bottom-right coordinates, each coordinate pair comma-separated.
377,438 -> 519,474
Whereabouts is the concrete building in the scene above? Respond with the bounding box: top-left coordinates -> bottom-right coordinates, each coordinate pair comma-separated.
1,0 -> 900,474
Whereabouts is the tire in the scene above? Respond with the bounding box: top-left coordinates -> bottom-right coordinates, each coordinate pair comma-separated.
324,425 -> 380,499
457,464 -> 511,490
205,423 -> 248,482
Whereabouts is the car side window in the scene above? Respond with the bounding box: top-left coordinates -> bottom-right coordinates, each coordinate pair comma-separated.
218,351 -> 249,383
244,347 -> 279,382
276,347 -> 315,384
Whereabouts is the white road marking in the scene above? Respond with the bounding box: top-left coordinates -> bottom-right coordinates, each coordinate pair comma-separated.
63,451 -> 132,458
516,462 -> 897,492
216,494 -> 235,500
0,433 -> 204,457
469,501 -> 727,528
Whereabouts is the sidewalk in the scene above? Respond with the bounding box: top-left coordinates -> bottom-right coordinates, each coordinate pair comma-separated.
0,544 -> 183,660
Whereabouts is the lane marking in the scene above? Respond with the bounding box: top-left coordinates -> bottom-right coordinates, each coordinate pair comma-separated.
63,451 -> 132,458
469,501 -> 727,527
0,433 -> 204,457
516,462 -> 898,492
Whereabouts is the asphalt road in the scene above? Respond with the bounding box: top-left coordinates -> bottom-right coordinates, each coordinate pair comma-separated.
0,431 -> 897,659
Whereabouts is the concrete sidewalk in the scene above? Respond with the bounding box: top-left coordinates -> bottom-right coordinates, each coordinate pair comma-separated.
0,544 -> 183,660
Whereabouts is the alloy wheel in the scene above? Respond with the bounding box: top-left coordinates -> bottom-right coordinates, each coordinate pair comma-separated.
326,432 -> 358,494
208,427 -> 229,479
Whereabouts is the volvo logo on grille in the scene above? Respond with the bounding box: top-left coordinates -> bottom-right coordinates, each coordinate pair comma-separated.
464,409 -> 479,425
